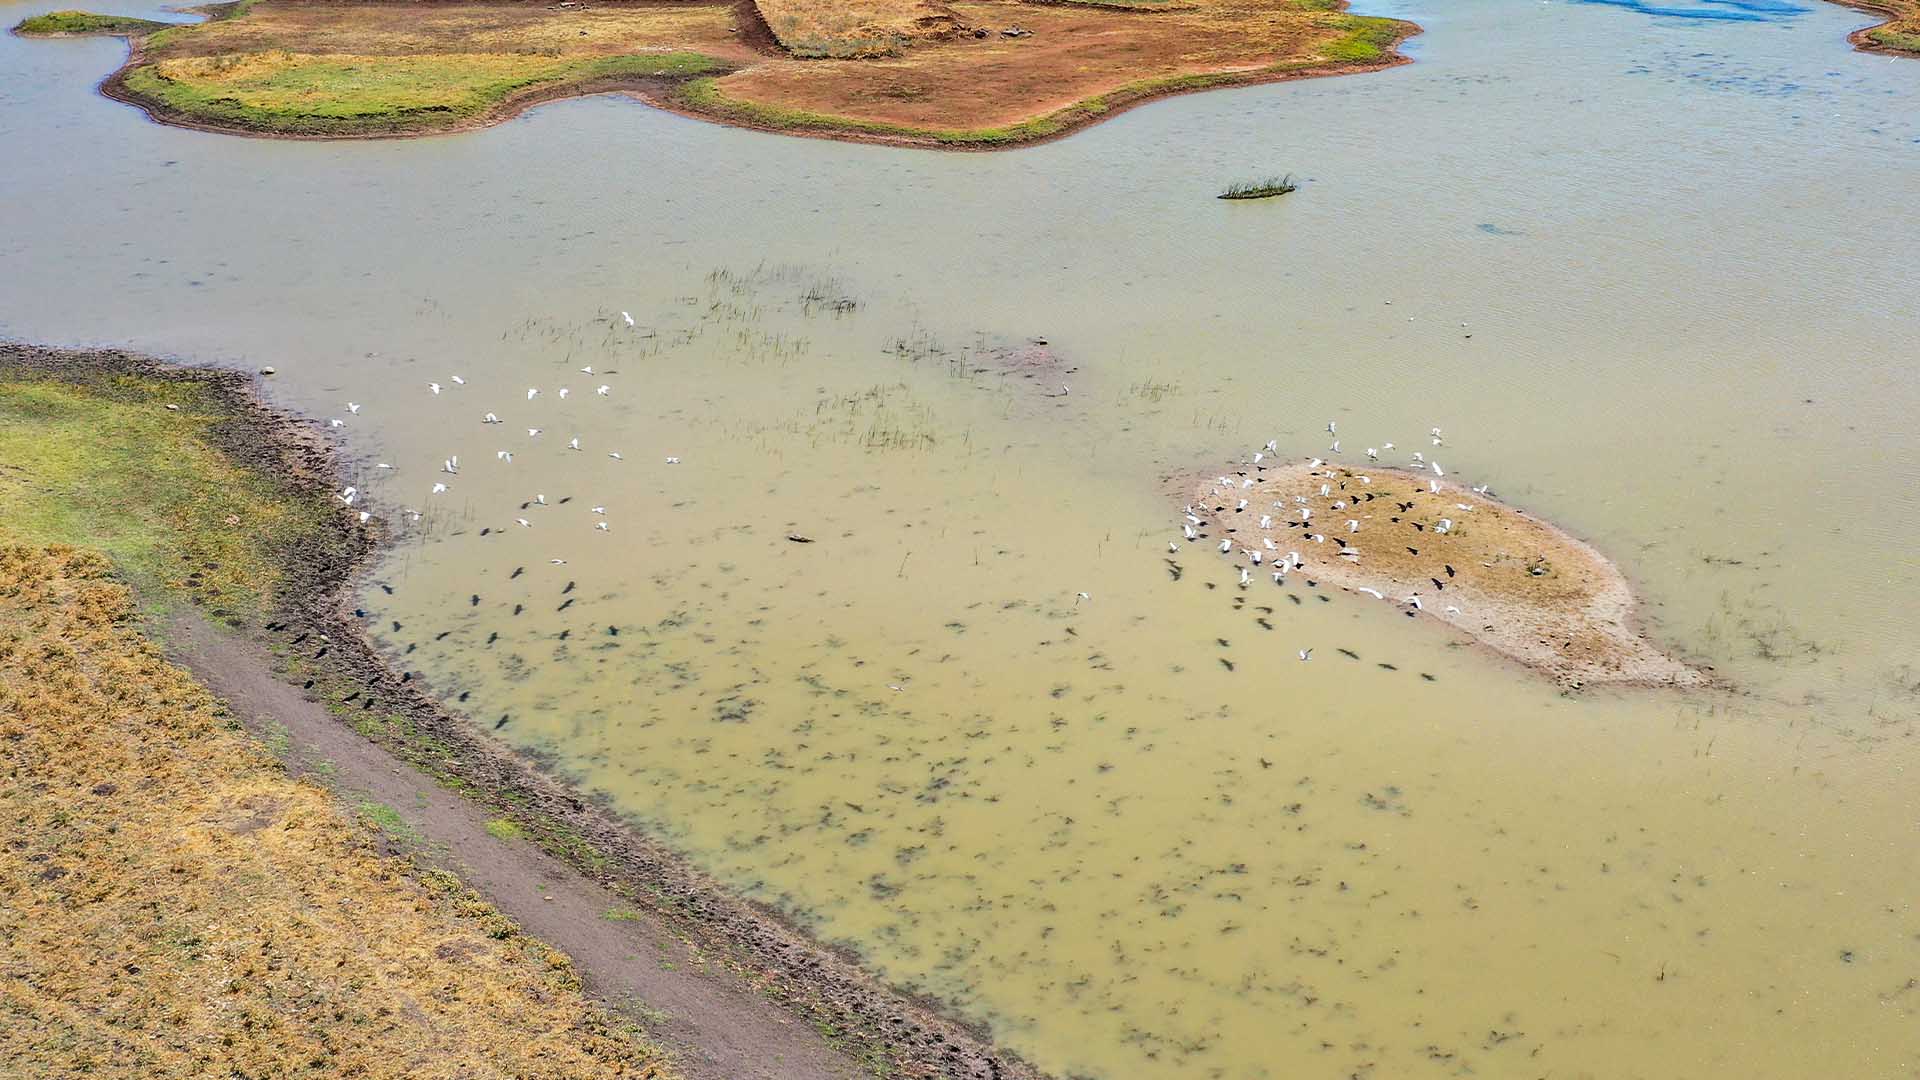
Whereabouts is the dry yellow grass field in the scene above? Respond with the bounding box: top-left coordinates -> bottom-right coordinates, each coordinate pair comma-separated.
0,541 -> 675,1078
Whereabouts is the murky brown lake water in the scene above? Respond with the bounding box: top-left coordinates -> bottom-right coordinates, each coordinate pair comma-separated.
3,0 -> 1917,1074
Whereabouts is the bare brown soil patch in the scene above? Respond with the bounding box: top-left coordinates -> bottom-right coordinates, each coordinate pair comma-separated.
1185,460 -> 1710,689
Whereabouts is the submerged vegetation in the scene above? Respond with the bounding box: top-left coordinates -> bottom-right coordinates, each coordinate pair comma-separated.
0,544 -> 675,1077
1218,173 -> 1297,200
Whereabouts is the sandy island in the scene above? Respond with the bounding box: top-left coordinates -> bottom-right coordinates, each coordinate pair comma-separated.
1186,459 -> 1709,690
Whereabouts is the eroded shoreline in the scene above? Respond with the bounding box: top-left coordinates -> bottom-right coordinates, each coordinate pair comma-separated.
0,341 -> 1049,1080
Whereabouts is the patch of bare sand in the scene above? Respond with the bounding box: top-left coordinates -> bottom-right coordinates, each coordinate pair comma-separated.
1184,460 -> 1708,690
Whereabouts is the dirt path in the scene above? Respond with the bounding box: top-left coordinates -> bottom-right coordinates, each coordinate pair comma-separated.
165,614 -> 865,1080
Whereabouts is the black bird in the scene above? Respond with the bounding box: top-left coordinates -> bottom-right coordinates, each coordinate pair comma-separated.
1259,758 -> 1273,769
558,598 -> 575,612
343,691 -> 360,703
435,631 -> 451,641
379,584 -> 394,595
404,643 -> 416,655
494,715 -> 510,730
481,527 -> 491,537
470,594 -> 480,607
458,690 -> 471,702
302,679 -> 314,689
401,672 -> 412,683
1420,673 -> 1438,682
510,566 -> 524,580
292,632 -> 309,644
1337,648 -> 1359,660
486,631 -> 498,645
608,626 -> 620,636
1256,618 -> 1274,630
513,604 -> 523,615
562,581 -> 575,595
1378,662 -> 1398,671
1217,638 -> 1231,648
1413,522 -> 1425,531
1431,578 -> 1445,590
1445,564 -> 1456,578
1219,658 -> 1235,671
391,620 -> 402,632
557,629 -> 570,641
314,646 -> 328,659
1407,547 -> 1419,556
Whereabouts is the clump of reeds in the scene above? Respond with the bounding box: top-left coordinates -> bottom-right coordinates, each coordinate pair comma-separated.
1218,173 -> 1297,200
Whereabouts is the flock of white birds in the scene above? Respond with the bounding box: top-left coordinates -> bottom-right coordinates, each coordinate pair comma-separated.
324,312 -> 673,559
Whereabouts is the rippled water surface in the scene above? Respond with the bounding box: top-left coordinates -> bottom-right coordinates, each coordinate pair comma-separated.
4,0 -> 1918,1075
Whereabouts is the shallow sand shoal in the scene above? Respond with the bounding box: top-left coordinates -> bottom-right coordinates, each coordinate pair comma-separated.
1185,460 -> 1708,689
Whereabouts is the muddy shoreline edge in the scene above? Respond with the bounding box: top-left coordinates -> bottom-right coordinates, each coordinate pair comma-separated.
0,341 -> 1048,1080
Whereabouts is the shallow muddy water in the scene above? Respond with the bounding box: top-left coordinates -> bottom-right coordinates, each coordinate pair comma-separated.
3,0 -> 1918,1075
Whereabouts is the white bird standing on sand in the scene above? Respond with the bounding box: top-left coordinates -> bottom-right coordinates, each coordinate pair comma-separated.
1286,551 -> 1300,566
1383,441 -> 1395,451
621,312 -> 634,327
1259,514 -> 1272,529
1253,451 -> 1264,465
376,463 -> 394,471
451,375 -> 466,385
1413,451 -> 1425,464
1298,648 -> 1313,661
483,413 -> 501,424
429,382 -> 442,395
346,402 -> 361,414
596,385 -> 611,396
1236,498 -> 1249,512
1445,604 -> 1462,615
1432,461 -> 1444,477
527,387 -> 539,401
1250,550 -> 1263,565
1239,567 -> 1251,587
1329,440 -> 1340,453
568,437 -> 582,451
1220,538 -> 1233,553
1077,591 -> 1091,603
497,450 -> 513,463
1263,537 -> 1278,550
1366,447 -> 1379,461
1319,484 -> 1331,497
591,506 -> 606,515
1300,507 -> 1312,522
358,511 -> 370,524
609,452 -> 623,461
596,522 -> 610,532
1169,541 -> 1180,553
431,482 -> 448,494
1429,479 -> 1440,493
515,518 -> 532,528
557,388 -> 569,400
665,456 -> 681,464
534,494 -> 547,506
1347,519 -> 1359,533
1357,587 -> 1385,599
580,365 -> 594,375
1184,524 -> 1199,541
1436,518 -> 1452,534
528,428 -> 543,438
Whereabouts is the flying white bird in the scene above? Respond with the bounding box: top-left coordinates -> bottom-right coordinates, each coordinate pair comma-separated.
328,418 -> 344,428
496,450 -> 514,463
1413,451 -> 1426,464
621,312 -> 634,327
339,486 -> 356,503
1263,537 -> 1277,550
483,413 -> 501,424
1347,519 -> 1359,533
515,518 -> 531,528
1169,542 -> 1179,553
1319,484 -> 1331,497
1250,550 -> 1263,565
1236,498 -> 1249,512
1259,514 -> 1273,529
527,428 -> 543,438
1330,440 -> 1341,453
346,402 -> 361,414
431,482 -> 447,494
527,388 -> 539,401
1298,648 -> 1313,661
358,511 -> 370,523
429,382 -> 442,395
665,456 -> 680,464
451,375 -> 465,385
557,388 -> 569,400
1405,595 -> 1423,610
1382,441 -> 1395,451
533,494 -> 547,506
1429,479 -> 1440,493
567,437 -> 581,451
1445,605 -> 1462,615
1265,440 -> 1279,453
549,558 -> 567,565
1076,591 -> 1091,603
1327,420 -> 1337,435
1432,461 -> 1444,477
1436,518 -> 1452,534
1253,452 -> 1265,465
580,365 -> 594,375
590,506 -> 606,515
1366,447 -> 1379,461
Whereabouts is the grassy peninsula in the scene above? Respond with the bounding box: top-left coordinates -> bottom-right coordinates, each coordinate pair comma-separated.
15,0 -> 1419,144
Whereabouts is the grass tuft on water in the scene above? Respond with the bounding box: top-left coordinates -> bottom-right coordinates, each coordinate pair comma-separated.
1218,173 -> 1297,200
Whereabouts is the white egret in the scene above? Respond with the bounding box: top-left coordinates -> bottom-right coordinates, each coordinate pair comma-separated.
596,385 -> 611,396
527,428 -> 543,438
429,382 -> 442,395
1357,587 -> 1384,599
534,494 -> 547,506
1219,538 -> 1233,553
621,312 -> 634,327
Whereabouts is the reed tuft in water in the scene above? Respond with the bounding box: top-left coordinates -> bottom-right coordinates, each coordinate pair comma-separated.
1218,174 -> 1297,200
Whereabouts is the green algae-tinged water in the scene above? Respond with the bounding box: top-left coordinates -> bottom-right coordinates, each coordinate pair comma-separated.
3,0 -> 1918,1075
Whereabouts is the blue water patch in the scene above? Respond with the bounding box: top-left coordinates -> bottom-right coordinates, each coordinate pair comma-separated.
1573,0 -> 1807,22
